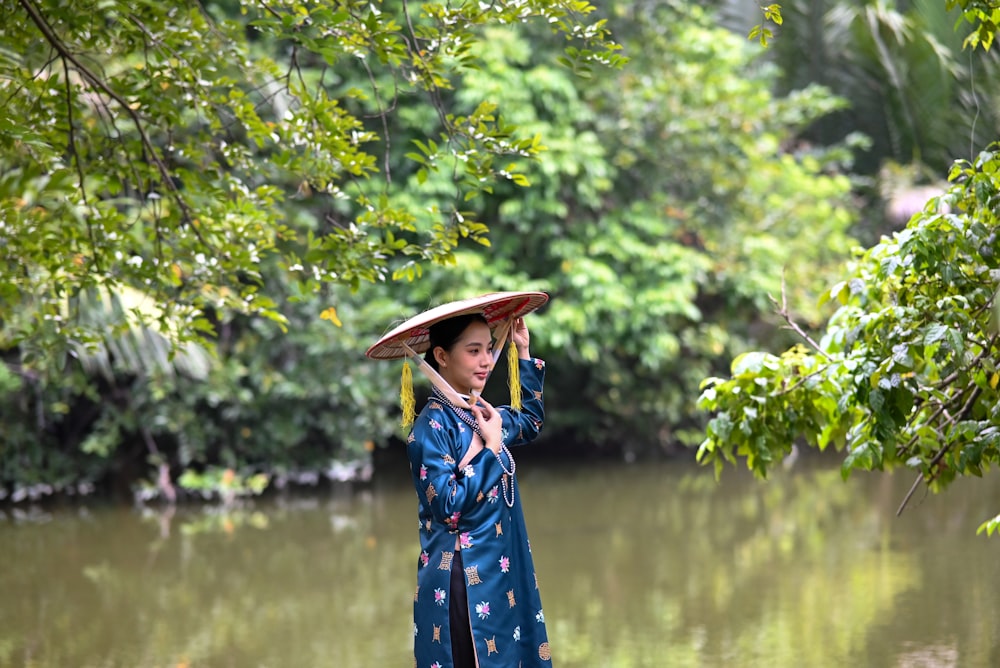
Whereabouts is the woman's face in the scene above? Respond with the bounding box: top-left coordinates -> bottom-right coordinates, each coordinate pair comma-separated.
434,320 -> 493,395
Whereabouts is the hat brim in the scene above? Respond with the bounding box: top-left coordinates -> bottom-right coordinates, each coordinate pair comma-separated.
365,291 -> 549,360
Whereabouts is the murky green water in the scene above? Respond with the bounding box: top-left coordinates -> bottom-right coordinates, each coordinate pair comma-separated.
2,455 -> 999,668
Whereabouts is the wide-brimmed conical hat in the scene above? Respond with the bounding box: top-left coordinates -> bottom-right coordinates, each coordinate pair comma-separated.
365,291 -> 549,361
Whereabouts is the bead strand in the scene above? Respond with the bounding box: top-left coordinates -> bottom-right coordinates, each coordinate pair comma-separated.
431,387 -> 517,507
497,444 -> 516,507
431,387 -> 482,438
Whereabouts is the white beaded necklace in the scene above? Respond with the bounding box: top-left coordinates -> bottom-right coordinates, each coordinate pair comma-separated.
431,386 -> 517,507
432,386 -> 482,435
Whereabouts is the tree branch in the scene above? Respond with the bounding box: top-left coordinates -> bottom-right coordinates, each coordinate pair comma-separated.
896,330 -> 998,459
18,0 -> 196,229
896,383 -> 983,516
358,55 -> 394,186
769,275 -> 831,360
61,55 -> 104,274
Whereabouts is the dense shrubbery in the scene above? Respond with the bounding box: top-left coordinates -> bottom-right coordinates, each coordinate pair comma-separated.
3,0 -> 998,506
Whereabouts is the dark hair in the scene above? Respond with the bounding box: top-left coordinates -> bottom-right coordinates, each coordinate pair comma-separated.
424,314 -> 489,371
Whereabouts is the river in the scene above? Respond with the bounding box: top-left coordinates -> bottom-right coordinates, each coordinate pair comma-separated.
1,453 -> 998,667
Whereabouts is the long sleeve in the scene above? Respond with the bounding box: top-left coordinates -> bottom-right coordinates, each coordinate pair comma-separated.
501,357 -> 546,448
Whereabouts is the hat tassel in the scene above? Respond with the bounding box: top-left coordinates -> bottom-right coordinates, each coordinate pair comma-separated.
507,337 -> 522,411
401,359 -> 416,428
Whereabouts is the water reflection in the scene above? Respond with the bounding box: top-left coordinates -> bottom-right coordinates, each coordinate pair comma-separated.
1,456 -> 998,667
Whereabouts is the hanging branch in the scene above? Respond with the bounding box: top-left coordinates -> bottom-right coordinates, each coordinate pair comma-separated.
61,54 -> 104,274
18,0 -> 204,242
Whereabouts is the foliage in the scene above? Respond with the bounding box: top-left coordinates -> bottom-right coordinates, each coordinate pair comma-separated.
947,0 -> 1000,50
748,1 -> 1000,52
3,1 -> 867,501
979,511 -> 1000,535
3,0 -> 937,500
152,277 -> 401,487
699,2 -> 1000,533
698,143 -> 1000,523
445,3 -> 861,450
0,286 -> 214,500
734,0 -> 1000,178
174,466 -> 269,505
0,268 -> 417,501
0,0 -> 621,498
749,3 -> 784,47
0,0 -> 621,352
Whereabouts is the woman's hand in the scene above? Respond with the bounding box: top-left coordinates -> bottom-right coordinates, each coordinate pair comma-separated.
470,396 -> 503,454
511,317 -> 530,360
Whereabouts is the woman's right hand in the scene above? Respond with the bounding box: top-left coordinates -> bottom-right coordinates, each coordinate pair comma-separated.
470,396 -> 503,454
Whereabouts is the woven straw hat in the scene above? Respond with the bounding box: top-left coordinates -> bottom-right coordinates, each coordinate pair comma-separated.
366,291 -> 549,425
365,291 -> 548,361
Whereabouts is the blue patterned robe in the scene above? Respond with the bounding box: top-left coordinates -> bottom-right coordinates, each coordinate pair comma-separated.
407,357 -> 551,668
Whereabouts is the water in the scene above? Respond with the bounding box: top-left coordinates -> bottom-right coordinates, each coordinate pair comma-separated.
1,454 -> 998,667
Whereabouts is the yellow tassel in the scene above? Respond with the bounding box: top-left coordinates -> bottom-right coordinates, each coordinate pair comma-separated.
401,360 -> 416,429
508,340 -> 522,411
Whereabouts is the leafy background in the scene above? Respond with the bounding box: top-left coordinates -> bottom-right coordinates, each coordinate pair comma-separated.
2,0 -> 1000,521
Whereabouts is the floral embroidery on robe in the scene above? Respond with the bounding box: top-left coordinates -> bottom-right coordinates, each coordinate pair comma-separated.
407,358 -> 550,667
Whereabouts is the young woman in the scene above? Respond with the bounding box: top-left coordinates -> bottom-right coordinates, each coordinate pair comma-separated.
406,313 -> 551,667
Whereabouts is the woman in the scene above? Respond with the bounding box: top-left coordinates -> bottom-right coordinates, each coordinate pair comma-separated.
406,313 -> 551,667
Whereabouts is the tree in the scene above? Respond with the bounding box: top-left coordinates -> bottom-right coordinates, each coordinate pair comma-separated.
0,0 -> 626,499
748,1 -> 1000,52
0,0 -> 622,358
698,83 -> 1000,533
458,3 -> 861,452
698,6 -> 1000,534
699,145 -> 1000,535
778,0 -> 999,174
0,0 -> 623,498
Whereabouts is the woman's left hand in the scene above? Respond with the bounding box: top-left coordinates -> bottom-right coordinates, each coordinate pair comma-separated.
512,317 -> 530,360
